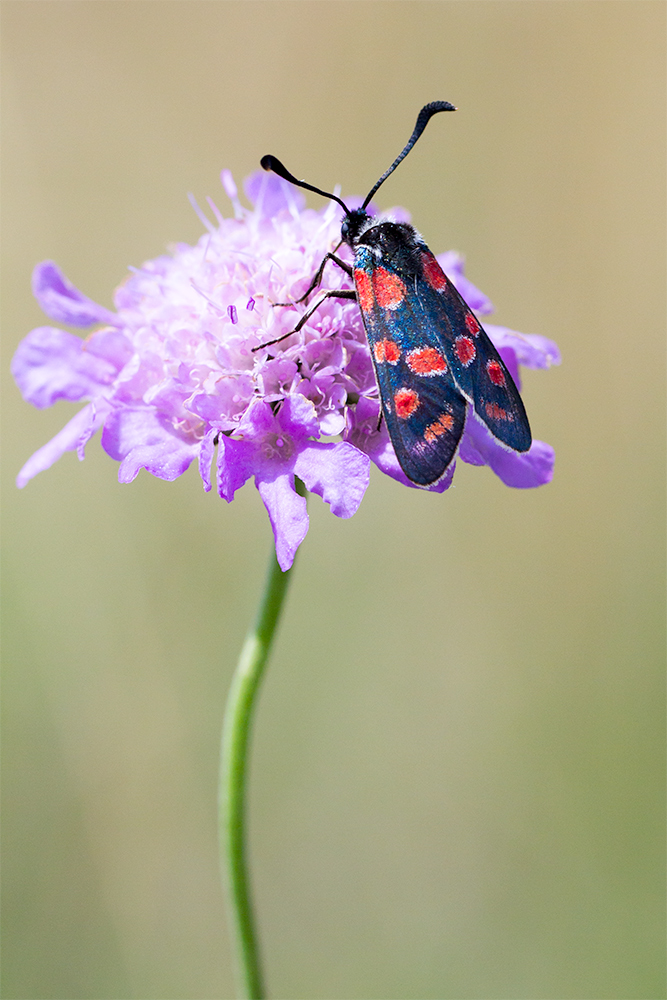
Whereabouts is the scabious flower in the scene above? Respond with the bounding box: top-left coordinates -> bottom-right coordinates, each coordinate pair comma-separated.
12,169 -> 560,569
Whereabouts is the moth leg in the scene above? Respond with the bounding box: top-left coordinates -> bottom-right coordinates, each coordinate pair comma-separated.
253,289 -> 357,351
273,252 -> 353,308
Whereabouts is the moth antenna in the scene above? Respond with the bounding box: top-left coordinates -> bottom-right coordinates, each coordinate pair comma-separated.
260,155 -> 350,214
361,101 -> 456,210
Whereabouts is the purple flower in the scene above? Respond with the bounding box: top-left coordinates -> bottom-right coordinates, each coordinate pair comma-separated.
12,170 -> 560,569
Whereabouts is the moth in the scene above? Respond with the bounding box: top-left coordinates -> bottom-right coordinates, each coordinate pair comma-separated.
259,102 -> 531,486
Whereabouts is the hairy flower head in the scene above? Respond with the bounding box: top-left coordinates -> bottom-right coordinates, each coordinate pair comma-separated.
12,170 -> 559,569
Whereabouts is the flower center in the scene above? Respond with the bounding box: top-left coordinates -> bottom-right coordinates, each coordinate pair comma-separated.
261,432 -> 293,461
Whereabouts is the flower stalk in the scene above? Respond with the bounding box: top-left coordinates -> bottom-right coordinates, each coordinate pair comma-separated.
219,498 -> 302,998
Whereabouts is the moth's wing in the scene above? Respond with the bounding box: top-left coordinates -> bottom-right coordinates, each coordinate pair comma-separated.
413,247 -> 532,452
375,354 -> 467,487
353,262 -> 467,487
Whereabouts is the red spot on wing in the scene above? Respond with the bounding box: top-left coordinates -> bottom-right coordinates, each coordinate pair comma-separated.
354,269 -> 374,313
374,339 -> 401,364
486,359 -> 506,386
455,336 -> 476,366
465,314 -> 481,337
424,412 -> 455,443
485,401 -> 513,421
406,347 -> 448,376
372,267 -> 406,310
385,340 -> 401,362
420,251 -> 448,291
394,387 -> 420,419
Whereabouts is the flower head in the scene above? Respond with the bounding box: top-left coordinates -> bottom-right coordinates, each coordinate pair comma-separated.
12,170 -> 559,569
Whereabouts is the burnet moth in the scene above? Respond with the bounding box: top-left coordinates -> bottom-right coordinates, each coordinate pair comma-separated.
258,101 -> 531,487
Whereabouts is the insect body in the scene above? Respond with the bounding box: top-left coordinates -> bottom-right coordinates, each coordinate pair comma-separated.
260,102 -> 531,487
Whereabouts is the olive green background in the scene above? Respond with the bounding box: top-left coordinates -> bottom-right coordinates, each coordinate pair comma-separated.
2,3 -> 664,998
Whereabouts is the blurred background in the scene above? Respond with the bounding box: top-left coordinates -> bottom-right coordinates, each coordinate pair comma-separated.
2,3 -> 664,998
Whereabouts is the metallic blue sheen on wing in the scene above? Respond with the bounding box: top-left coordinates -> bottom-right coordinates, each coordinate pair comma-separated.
352,234 -> 531,488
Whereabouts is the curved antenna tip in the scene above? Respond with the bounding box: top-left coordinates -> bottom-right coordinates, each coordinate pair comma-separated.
361,101 -> 458,209
259,153 -> 349,214
423,100 -> 457,113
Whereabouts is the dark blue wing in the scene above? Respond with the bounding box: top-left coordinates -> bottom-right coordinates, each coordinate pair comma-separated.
353,255 -> 467,486
413,247 -> 531,451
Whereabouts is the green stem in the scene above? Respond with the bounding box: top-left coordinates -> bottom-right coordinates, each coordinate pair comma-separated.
219,547 -> 296,998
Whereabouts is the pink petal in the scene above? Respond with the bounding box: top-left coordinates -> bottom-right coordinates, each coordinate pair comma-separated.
16,403 -> 105,488
243,170 -> 306,217
485,325 -> 561,369
101,408 -> 198,483
11,327 -> 119,408
365,432 -> 455,493
294,441 -> 370,517
198,428 -> 217,492
32,261 -> 117,327
278,393 -> 320,442
437,251 -> 494,315
256,473 -> 309,571
216,436 -> 254,501
462,416 -> 555,488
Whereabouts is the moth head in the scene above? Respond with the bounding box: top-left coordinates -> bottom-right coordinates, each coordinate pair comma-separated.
341,208 -> 374,248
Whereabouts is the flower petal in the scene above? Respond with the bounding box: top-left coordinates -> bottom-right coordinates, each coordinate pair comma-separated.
256,473 -> 309,571
462,415 -> 555,488
294,441 -> 370,518
86,327 -> 133,368
437,251 -> 494,315
101,408 -> 198,483
318,411 -> 346,436
457,432 -> 485,467
198,428 -> 217,493
496,345 -> 521,387
32,261 -> 117,327
278,393 -> 320,442
236,398 -> 276,440
11,327 -> 120,408
16,403 -> 106,488
366,432 -> 455,493
243,170 -> 305,217
216,436 -> 254,501
485,325 -> 561,369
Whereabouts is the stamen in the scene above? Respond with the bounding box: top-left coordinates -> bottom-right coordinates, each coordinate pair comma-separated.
220,169 -> 244,219
189,279 -> 226,316
206,196 -> 225,227
187,192 -> 216,234
220,169 -> 238,200
228,304 -> 238,324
